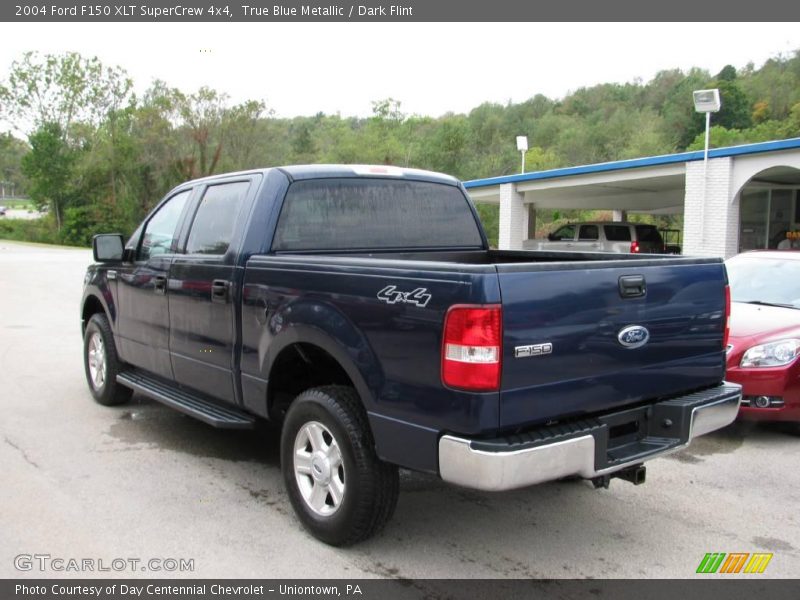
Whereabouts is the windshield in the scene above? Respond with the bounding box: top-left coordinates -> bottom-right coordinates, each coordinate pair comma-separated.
726,255 -> 800,308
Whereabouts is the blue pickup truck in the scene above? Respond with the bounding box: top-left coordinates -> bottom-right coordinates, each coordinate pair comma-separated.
81,165 -> 741,545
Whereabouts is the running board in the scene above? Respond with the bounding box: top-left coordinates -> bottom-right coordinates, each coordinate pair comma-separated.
117,369 -> 256,429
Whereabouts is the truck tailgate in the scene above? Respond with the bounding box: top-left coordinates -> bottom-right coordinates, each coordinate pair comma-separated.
497,258 -> 727,428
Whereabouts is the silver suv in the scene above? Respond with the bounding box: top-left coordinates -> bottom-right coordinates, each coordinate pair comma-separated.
526,222 -> 666,254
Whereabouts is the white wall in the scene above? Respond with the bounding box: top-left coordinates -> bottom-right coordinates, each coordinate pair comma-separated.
498,183 -> 526,249
682,157 -> 739,258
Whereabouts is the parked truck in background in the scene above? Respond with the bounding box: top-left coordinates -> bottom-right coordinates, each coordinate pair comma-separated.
81,165 -> 741,545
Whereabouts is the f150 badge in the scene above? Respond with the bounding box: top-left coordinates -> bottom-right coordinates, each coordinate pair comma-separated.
515,343 -> 553,358
617,325 -> 650,348
377,285 -> 432,308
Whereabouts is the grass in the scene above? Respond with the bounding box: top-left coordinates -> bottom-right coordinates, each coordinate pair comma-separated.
0,198 -> 36,210
0,216 -> 60,245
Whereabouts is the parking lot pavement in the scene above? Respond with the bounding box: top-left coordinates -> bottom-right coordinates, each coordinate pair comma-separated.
0,208 -> 45,220
1,240 -> 798,579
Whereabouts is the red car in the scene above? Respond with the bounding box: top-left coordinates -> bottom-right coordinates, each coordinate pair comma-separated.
725,251 -> 800,429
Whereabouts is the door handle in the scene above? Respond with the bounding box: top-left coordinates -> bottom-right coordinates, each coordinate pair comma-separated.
153,276 -> 167,295
211,279 -> 230,303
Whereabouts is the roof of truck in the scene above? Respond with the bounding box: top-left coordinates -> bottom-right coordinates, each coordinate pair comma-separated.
180,165 -> 459,187
279,164 -> 458,185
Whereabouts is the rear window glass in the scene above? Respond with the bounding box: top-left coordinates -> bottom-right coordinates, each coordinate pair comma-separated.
272,178 -> 484,251
604,225 -> 632,241
578,225 -> 599,240
635,225 -> 664,244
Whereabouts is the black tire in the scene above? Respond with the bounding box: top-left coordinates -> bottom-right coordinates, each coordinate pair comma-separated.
281,385 -> 399,546
83,313 -> 132,406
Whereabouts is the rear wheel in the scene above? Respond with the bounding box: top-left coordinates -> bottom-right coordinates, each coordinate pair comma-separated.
83,313 -> 132,406
281,385 -> 399,546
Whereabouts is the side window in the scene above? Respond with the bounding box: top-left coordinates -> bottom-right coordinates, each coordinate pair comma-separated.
552,225 -> 575,240
138,190 -> 191,261
185,181 -> 249,255
604,225 -> 632,242
578,225 -> 599,241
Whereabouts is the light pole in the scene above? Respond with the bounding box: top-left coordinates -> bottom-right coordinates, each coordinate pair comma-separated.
516,136 -> 528,174
692,89 -> 721,243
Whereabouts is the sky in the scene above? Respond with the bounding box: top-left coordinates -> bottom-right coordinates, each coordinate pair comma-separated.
1,22 -> 799,120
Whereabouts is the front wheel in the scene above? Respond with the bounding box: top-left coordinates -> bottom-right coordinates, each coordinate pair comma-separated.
281,386 -> 399,546
83,313 -> 132,406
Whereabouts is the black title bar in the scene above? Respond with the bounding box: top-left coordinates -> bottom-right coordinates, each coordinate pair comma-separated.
3,0 -> 800,22
4,579 -> 800,600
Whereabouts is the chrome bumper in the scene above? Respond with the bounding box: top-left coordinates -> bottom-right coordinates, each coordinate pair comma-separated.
439,382 -> 742,492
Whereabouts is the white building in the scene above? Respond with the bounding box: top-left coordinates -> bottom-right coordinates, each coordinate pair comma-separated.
464,138 -> 800,258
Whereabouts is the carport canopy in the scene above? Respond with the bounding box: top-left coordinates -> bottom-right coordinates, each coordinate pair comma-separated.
463,138 -> 800,256
466,155 -> 688,214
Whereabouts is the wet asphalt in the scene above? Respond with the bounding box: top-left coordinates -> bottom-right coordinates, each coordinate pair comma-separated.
1,240 -> 798,579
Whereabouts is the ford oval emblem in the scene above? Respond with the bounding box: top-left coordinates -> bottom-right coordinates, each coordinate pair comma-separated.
617,325 -> 650,349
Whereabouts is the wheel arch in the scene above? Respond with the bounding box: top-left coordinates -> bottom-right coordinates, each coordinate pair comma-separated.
264,326 -> 378,421
81,293 -> 107,336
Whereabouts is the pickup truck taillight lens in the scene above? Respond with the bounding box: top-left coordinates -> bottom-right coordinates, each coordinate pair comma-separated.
723,284 -> 731,350
442,305 -> 502,392
630,241 -> 640,253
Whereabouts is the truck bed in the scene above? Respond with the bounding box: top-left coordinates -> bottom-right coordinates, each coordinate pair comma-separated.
243,249 -> 727,438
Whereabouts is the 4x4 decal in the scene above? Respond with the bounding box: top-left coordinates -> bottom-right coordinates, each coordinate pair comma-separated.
377,285 -> 432,308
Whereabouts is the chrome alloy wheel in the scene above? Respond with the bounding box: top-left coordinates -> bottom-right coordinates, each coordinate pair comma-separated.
293,421 -> 345,517
87,332 -> 107,391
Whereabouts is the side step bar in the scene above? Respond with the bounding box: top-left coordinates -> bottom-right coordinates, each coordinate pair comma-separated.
117,369 -> 256,429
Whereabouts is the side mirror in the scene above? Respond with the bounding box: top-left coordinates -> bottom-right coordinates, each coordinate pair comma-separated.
92,234 -> 124,262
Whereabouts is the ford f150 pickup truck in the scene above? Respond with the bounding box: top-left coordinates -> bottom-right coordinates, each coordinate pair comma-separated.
81,165 -> 741,545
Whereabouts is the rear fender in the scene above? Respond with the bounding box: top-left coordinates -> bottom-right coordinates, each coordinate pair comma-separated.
258,299 -> 382,412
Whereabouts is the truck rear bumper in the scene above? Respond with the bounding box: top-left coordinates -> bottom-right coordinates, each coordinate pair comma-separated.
438,382 -> 741,491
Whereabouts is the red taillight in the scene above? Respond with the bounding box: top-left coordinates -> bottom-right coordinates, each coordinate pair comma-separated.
723,284 -> 731,350
630,241 -> 640,253
442,305 -> 502,392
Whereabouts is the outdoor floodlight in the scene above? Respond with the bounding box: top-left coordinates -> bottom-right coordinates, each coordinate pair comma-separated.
516,135 -> 528,173
693,89 -> 721,113
693,88 -> 721,243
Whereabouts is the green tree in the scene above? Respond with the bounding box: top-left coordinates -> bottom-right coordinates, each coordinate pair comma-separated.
715,79 -> 752,131
363,98 -> 407,165
0,132 -> 29,197
0,51 -> 133,138
21,123 -> 78,230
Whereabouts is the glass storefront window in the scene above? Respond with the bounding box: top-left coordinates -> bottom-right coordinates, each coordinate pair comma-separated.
739,189 -> 768,251
739,188 -> 800,251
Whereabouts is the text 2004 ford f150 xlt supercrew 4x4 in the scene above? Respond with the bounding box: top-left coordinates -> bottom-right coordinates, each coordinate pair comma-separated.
81,165 -> 741,545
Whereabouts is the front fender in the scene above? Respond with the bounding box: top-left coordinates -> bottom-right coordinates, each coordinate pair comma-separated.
81,267 -> 118,334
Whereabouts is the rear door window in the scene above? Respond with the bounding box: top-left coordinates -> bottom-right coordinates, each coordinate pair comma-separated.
578,225 -> 599,241
272,178 -> 483,251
